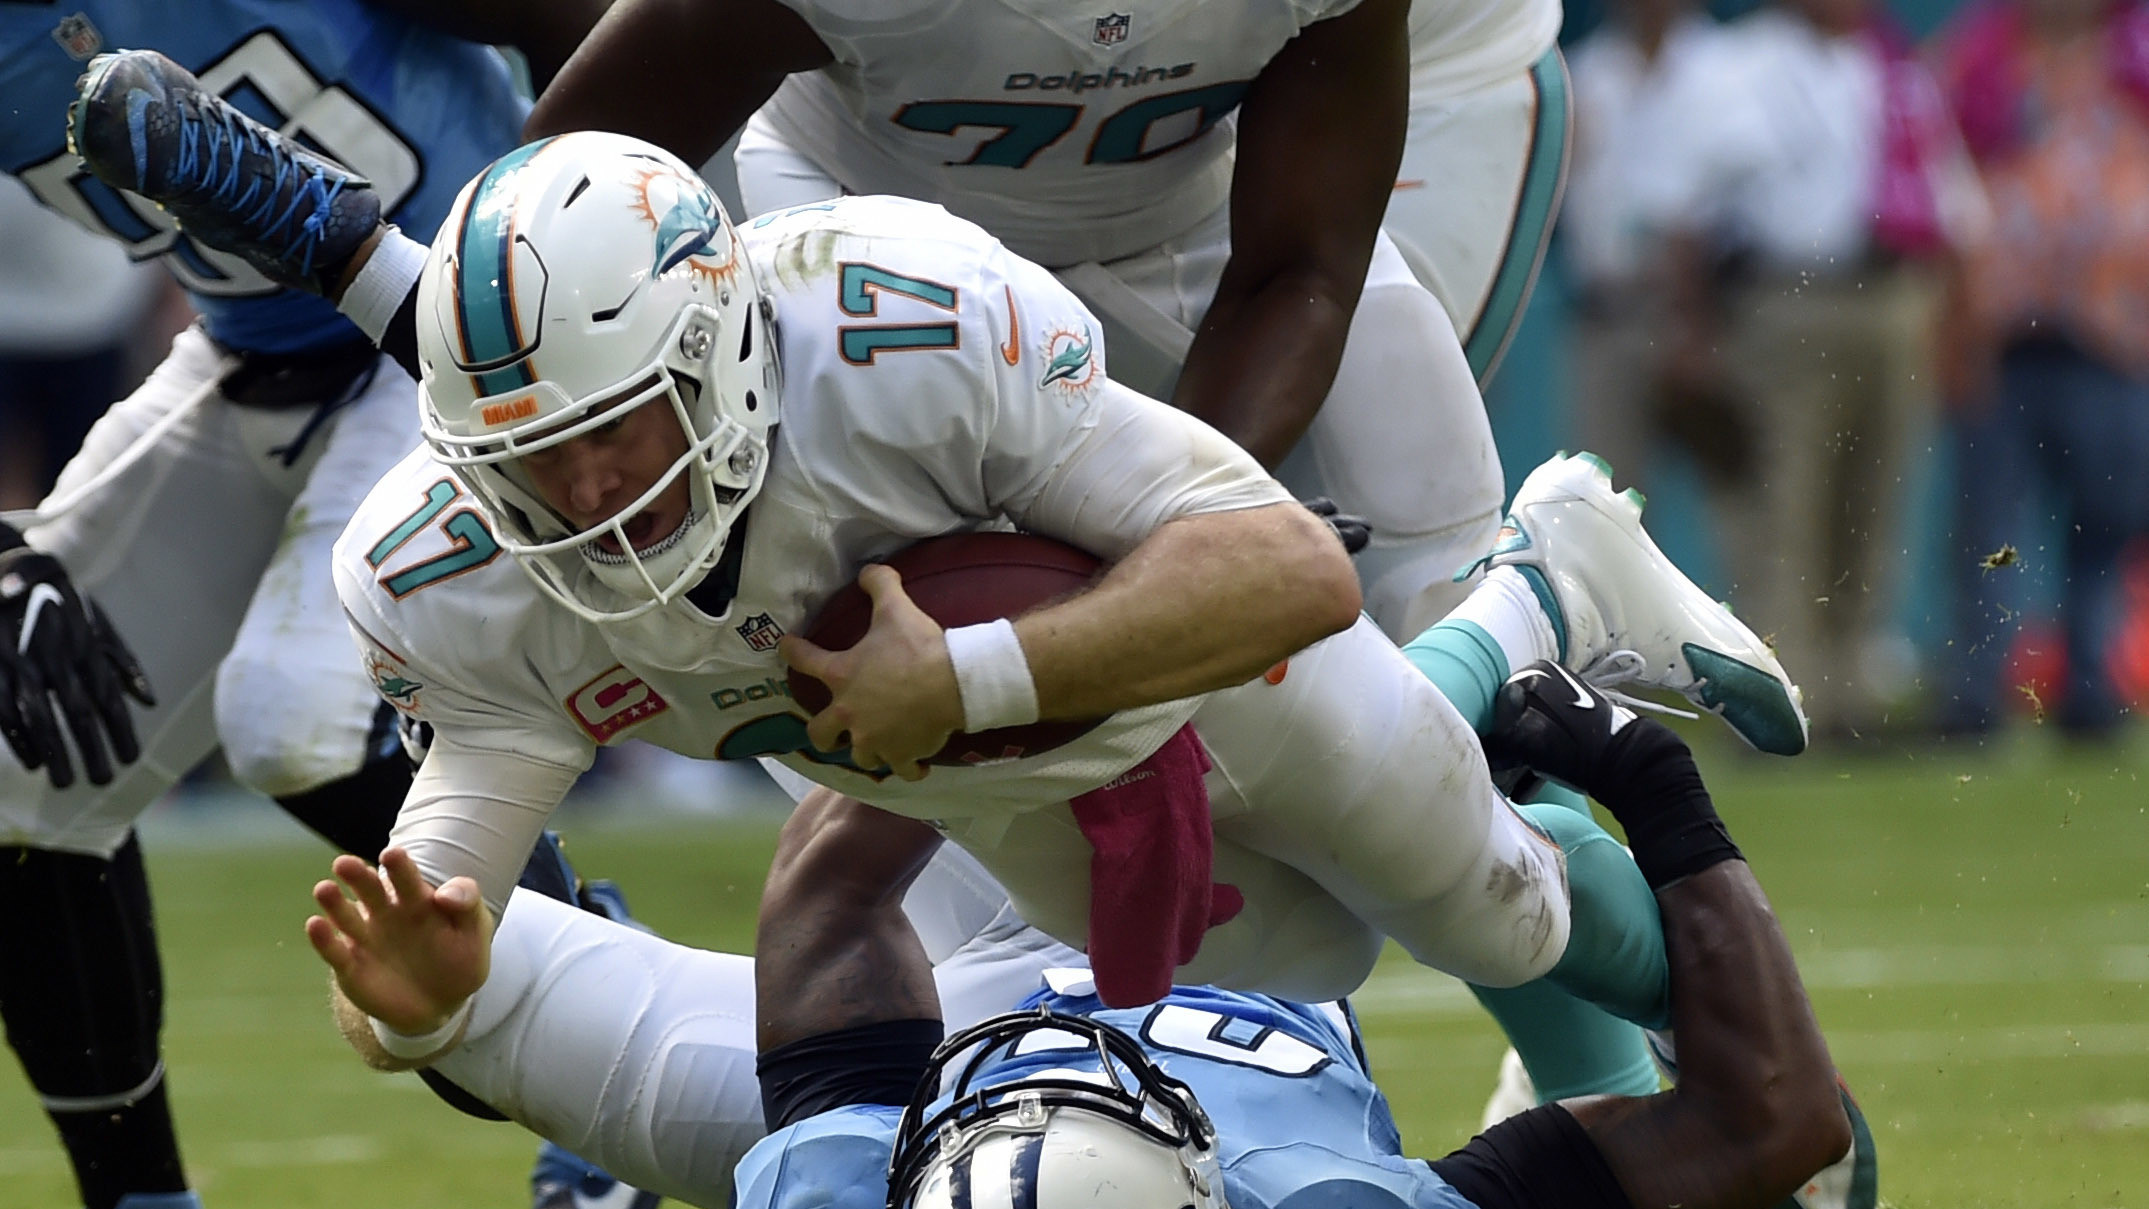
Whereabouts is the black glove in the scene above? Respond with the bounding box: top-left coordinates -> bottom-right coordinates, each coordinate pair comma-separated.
0,545 -> 156,789
1301,496 -> 1372,556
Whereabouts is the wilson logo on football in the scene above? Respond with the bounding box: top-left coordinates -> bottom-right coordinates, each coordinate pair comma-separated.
565,665 -> 670,741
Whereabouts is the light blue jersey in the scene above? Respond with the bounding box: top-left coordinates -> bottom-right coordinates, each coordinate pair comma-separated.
734,981 -> 1482,1209
0,0 -> 527,353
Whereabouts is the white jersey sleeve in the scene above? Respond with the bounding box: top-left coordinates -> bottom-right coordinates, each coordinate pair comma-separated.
334,448 -> 599,912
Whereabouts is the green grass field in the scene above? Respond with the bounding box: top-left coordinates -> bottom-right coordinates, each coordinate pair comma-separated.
3,730 -> 2145,1207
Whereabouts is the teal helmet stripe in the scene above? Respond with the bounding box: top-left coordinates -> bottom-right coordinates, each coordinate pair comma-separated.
455,139 -> 556,396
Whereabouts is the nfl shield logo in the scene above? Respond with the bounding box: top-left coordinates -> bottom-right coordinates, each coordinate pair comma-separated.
52,14 -> 103,61
736,612 -> 785,652
1093,13 -> 1130,44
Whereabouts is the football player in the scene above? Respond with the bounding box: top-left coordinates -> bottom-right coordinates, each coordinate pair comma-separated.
301,669 -> 1869,1209
64,106 -> 1814,1091
518,0 -> 1591,1112
0,6 -> 643,1209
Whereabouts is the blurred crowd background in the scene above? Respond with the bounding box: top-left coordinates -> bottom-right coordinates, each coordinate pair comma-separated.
5,0 -> 2145,812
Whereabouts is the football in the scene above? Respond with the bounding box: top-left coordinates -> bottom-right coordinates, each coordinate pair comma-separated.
789,531 -> 1107,765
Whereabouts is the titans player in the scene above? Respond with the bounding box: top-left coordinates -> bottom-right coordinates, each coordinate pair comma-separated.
0,6 -> 621,1208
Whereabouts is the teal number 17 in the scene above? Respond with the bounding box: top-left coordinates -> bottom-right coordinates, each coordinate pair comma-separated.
837,261 -> 961,365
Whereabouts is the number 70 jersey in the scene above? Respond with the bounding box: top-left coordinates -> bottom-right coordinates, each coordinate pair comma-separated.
757,0 -> 1363,268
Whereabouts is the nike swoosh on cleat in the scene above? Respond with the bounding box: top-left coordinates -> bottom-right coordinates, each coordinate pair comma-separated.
998,285 -> 1020,365
18,583 -> 64,657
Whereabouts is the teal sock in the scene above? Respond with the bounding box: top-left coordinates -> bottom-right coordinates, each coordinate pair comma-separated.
1532,803 -> 1670,1029
1403,619 -> 1508,731
1470,803 -> 1670,1102
1404,620 -> 1591,819
1524,781 -> 1592,818
1466,978 -> 1661,1101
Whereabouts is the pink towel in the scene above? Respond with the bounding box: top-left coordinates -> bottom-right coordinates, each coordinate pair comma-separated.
1067,725 -> 1243,1008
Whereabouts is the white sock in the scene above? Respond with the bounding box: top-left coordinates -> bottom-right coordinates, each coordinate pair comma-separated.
339,224 -> 428,344
1446,566 -> 1561,670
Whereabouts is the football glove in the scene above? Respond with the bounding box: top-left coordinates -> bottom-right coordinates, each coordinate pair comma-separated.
0,545 -> 156,789
1301,496 -> 1372,555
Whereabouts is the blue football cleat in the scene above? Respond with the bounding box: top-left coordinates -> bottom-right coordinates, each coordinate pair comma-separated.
67,49 -> 379,295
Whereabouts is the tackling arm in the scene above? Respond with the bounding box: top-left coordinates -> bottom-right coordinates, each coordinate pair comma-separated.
1167,0 -> 1411,468
756,787 -> 945,1051
1558,860 -> 1851,1208
524,0 -> 836,162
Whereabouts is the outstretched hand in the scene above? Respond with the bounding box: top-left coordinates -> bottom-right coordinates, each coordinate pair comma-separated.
305,847 -> 491,1037
780,564 -> 962,782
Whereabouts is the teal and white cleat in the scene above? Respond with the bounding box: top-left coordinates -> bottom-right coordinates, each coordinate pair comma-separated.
1462,452 -> 1810,755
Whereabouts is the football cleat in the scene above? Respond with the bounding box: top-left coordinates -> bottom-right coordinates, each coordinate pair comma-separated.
531,1140 -> 663,1209
1460,452 -> 1809,756
1482,660 -> 1640,798
67,49 -> 380,295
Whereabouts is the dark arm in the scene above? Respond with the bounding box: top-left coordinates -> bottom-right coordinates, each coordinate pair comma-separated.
362,0 -> 616,89
524,0 -> 836,163
1167,0 -> 1410,469
755,786 -> 945,1051
1561,860 -> 1852,1208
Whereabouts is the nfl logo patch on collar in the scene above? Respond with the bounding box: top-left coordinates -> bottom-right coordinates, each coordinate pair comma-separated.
1093,12 -> 1130,44
736,612 -> 784,652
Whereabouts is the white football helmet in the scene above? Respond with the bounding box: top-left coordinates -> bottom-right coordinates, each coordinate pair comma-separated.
888,1011 -> 1228,1209
414,131 -> 779,622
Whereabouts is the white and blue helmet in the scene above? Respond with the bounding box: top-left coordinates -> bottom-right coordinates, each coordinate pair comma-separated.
890,1011 -> 1229,1209
414,131 -> 779,622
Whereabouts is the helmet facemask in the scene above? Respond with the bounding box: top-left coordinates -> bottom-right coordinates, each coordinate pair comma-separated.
888,1011 -> 1229,1209
423,302 -> 771,622
414,132 -> 779,625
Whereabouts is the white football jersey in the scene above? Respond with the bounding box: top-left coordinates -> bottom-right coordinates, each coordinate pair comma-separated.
758,0 -> 1363,266
1406,0 -> 1561,99
335,196 -> 1290,846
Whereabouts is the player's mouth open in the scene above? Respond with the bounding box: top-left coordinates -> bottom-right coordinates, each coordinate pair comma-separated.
597,510 -> 664,556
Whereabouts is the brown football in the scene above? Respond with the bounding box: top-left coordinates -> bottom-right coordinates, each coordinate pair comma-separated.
789,531 -> 1107,765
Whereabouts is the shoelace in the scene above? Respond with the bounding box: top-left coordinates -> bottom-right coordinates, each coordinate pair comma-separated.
1578,649 -> 1701,721
167,99 -> 346,281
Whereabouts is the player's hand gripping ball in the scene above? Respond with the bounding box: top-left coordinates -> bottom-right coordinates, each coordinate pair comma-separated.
788,532 -> 1107,766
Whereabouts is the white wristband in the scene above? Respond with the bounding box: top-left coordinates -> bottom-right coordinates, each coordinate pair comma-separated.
369,998 -> 472,1061
339,224 -> 427,345
944,619 -> 1040,732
